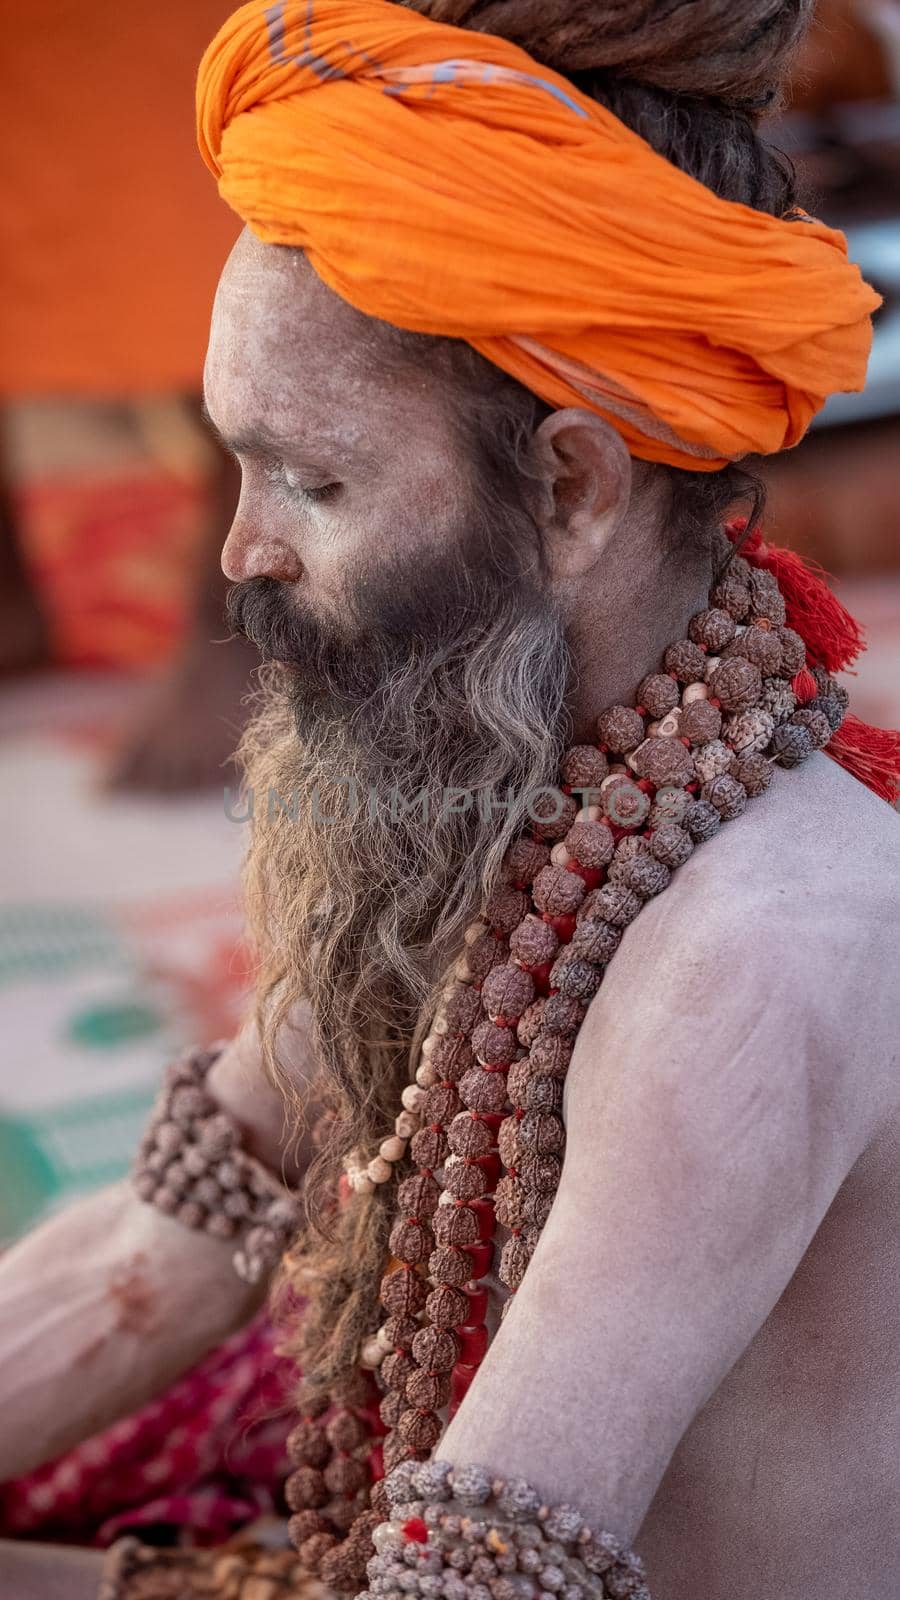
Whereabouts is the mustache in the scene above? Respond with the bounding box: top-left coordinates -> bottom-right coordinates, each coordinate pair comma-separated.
226,576 -> 322,667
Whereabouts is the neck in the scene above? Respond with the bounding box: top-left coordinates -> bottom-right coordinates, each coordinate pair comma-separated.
565,520 -> 714,739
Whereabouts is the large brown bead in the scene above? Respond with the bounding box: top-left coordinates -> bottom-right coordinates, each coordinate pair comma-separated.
431,1202 -> 479,1246
411,1325 -> 459,1371
729,751 -> 773,796
542,993 -> 585,1035
440,983 -> 483,1035
792,707 -> 832,749
510,914 -> 559,968
525,1077 -> 564,1115
425,1284 -> 469,1327
494,1175 -> 526,1228
471,1019 -> 517,1067
600,777 -> 650,830
287,1511 -> 327,1547
483,884 -> 529,935
505,1058 -> 534,1107
423,1083 -> 460,1123
622,854 -> 671,899
443,1160 -> 488,1202
684,798 -> 721,840
409,1126 -> 447,1169
663,639 -> 707,684
323,1456 -> 368,1496
560,744 -> 609,791
709,566 -> 751,622
771,721 -> 814,767
464,933 -> 508,982
563,818 -> 615,869
585,883 -> 642,928
459,1066 -> 509,1113
396,1172 -> 440,1218
382,1433 -> 417,1474
428,1244 -> 472,1287
380,1267 -> 427,1317
381,1314 -> 420,1349
447,1111 -> 494,1159
679,698 -> 722,745
405,1369 -> 451,1410
702,774 -> 748,818
498,1115 -> 523,1166
596,705 -> 645,753
499,1234 -> 531,1290
287,1420 -> 331,1469
532,864 -> 587,917
381,1350 -> 417,1392
549,953 -> 602,1002
636,672 -> 680,718
529,1032 -> 573,1078
286,1467 -> 328,1511
379,1388 -> 407,1428
725,625 -> 783,677
777,626 -> 806,677
398,1407 -> 443,1451
522,1188 -> 555,1228
649,821 -> 694,868
502,837 -> 550,885
708,656 -> 762,712
516,998 -> 546,1047
389,1219 -> 431,1265
748,568 -> 786,625
518,1111 -> 565,1155
688,607 -> 736,651
530,789 -> 579,842
570,917 -> 622,965
629,736 -> 694,787
482,963 -> 535,1022
517,1152 -> 561,1191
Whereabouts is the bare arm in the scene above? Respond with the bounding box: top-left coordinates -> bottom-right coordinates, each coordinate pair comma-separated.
0,1005 -> 321,1482
440,876 -> 897,1542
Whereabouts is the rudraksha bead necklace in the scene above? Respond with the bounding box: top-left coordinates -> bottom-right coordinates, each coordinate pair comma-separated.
285,538 -> 851,1585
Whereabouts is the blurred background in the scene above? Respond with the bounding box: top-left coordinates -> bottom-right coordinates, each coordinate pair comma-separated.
0,0 -> 898,1246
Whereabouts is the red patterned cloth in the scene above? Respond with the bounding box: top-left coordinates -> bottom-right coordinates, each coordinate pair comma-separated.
0,1312 -> 294,1548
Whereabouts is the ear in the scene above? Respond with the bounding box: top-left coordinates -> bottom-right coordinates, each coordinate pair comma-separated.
528,409 -> 633,584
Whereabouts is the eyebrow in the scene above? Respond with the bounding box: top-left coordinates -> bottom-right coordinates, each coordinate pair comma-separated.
200,396 -> 280,457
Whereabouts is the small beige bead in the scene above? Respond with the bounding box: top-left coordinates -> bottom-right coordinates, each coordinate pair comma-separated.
433,1015 -> 450,1036
550,842 -> 572,866
379,1135 -> 407,1162
580,803 -> 603,822
401,1084 -> 426,1113
395,1110 -> 418,1138
703,655 -> 721,683
655,709 -> 682,737
420,1034 -> 439,1059
453,955 -> 472,981
367,1155 -> 393,1183
351,1171 -> 376,1194
464,921 -> 488,946
682,682 -> 709,704
415,1060 -> 438,1088
360,1337 -> 385,1369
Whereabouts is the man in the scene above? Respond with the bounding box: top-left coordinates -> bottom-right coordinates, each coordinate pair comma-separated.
1,1 -> 899,1597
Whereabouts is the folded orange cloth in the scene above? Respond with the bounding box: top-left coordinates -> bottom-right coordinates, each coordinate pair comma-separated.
196,0 -> 879,469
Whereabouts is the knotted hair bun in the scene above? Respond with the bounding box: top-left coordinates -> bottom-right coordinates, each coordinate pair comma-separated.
404,0 -> 813,112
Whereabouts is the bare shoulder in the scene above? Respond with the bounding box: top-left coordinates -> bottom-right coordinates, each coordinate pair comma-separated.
570,755 -> 900,1131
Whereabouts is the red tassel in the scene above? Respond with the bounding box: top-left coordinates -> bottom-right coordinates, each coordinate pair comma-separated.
791,669 -> 817,705
826,715 -> 900,805
724,518 -> 864,674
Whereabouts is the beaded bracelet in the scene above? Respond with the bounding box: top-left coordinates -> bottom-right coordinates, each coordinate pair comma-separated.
97,1534 -> 328,1599
361,1460 -> 650,1600
131,1042 -> 302,1284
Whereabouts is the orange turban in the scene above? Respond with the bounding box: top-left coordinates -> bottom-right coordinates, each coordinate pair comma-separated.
197,0 -> 879,470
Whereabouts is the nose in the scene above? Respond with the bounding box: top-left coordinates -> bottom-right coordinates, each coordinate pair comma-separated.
220,516 -> 303,584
